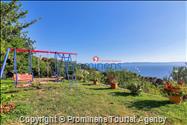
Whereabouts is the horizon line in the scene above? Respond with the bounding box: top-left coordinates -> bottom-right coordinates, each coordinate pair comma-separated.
78,61 -> 187,64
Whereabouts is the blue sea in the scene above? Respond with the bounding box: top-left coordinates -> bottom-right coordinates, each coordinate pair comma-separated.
120,62 -> 186,79
86,62 -> 187,79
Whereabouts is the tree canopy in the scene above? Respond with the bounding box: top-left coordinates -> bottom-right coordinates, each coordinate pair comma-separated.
0,0 -> 38,76
1,0 -> 37,54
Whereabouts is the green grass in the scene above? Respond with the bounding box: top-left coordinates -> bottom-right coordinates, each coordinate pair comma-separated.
1,80 -> 187,125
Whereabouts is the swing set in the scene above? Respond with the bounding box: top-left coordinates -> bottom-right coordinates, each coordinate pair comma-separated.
0,48 -> 77,87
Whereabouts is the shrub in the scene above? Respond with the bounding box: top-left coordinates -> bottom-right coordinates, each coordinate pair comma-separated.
142,81 -> 162,95
89,70 -> 103,85
163,82 -> 186,96
171,67 -> 187,84
125,79 -> 143,95
104,70 -> 140,86
76,69 -> 89,82
106,70 -> 117,84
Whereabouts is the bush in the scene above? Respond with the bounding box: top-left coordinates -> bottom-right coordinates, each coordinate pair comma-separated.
125,79 -> 162,95
89,70 -> 103,85
76,69 -> 89,82
171,67 -> 187,84
106,70 -> 117,84
163,82 -> 187,96
125,79 -> 143,95
104,70 -> 140,86
142,81 -> 161,95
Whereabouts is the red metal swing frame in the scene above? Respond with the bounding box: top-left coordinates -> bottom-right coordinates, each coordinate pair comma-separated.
10,48 -> 77,83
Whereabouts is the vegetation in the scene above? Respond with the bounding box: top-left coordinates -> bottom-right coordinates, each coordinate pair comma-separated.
0,80 -> 15,104
0,0 -> 66,79
1,1 -> 187,125
0,0 -> 37,77
105,70 -> 118,85
0,80 -> 187,125
0,0 -> 37,53
89,70 -> 103,85
76,69 -> 90,82
164,82 -> 187,97
125,78 -> 143,95
171,67 -> 187,84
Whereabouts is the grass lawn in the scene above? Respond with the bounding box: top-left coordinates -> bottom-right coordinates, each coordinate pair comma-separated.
1,80 -> 187,125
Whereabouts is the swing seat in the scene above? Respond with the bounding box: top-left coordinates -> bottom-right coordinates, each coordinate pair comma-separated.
13,73 -> 33,82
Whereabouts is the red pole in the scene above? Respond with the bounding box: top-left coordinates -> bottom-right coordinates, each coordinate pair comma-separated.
9,48 -> 77,55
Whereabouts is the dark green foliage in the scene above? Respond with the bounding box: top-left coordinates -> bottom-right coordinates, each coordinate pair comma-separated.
1,0 -> 37,51
1,0 -> 37,53
0,0 -> 38,77
32,57 -> 65,78
142,80 -> 162,95
78,64 -> 91,70
103,70 -> 140,87
103,70 -> 161,95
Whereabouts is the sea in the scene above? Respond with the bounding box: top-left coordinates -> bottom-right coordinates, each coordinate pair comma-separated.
86,62 -> 187,79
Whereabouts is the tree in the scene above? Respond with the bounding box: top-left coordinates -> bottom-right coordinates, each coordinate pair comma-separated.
0,0 -> 38,76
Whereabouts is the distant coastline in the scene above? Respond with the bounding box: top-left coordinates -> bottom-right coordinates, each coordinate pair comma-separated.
83,62 -> 186,64
83,62 -> 186,78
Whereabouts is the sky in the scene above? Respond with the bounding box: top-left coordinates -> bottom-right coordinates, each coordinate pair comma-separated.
20,1 -> 186,63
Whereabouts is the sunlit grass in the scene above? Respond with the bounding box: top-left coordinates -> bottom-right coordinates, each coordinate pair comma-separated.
1,80 -> 187,125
